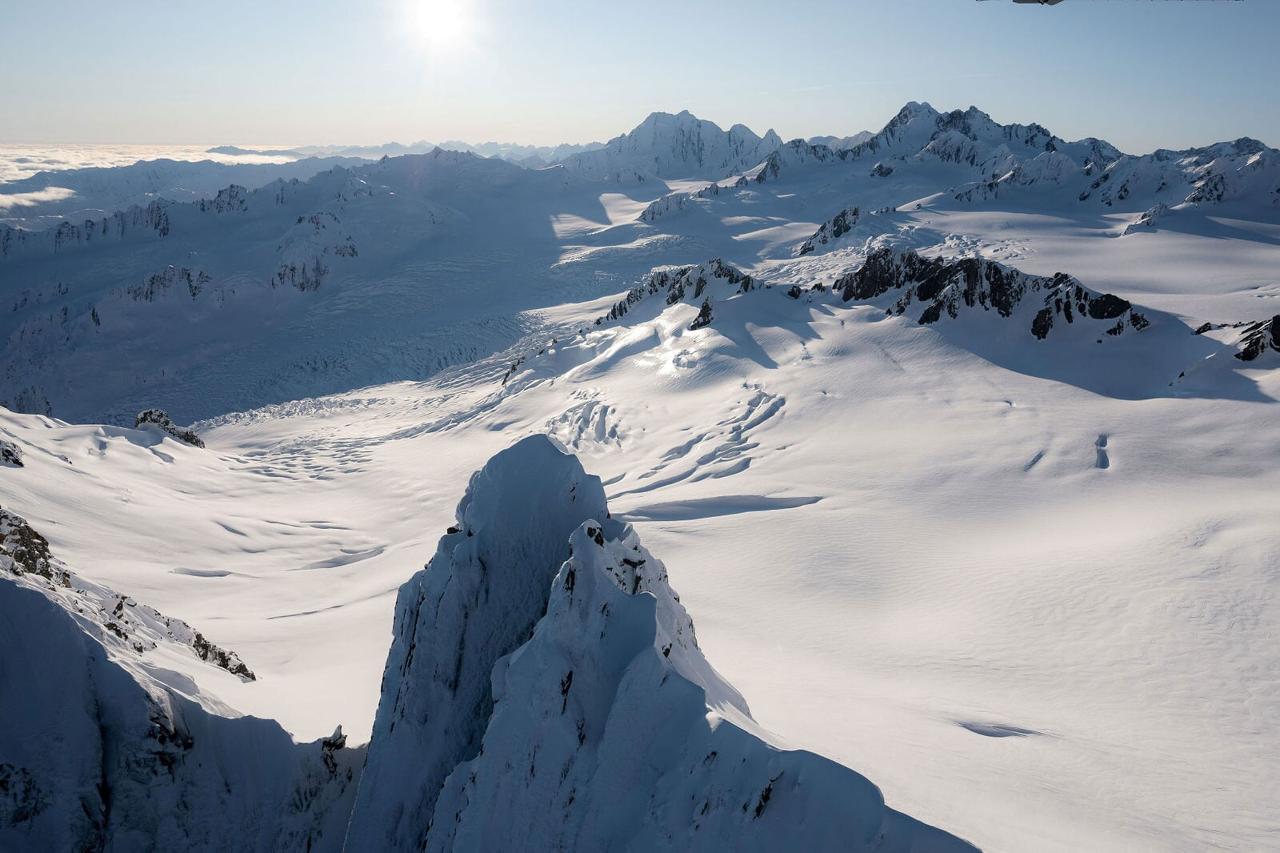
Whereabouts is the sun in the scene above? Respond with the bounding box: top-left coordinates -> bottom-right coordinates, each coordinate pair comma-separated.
403,0 -> 478,56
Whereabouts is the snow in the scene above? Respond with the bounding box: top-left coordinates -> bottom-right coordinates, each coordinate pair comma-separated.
2,101 -> 1280,850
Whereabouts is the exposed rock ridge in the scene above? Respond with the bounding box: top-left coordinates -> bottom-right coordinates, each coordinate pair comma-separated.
834,247 -> 1150,340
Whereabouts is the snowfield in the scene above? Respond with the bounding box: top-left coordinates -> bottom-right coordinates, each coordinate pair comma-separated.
2,103 -> 1279,851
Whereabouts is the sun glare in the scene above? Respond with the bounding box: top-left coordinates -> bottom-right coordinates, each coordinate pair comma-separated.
403,0 -> 478,56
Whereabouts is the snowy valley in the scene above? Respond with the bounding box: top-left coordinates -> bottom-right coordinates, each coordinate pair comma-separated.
2,101 -> 1279,851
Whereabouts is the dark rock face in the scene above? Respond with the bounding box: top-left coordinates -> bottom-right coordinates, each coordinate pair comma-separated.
1235,315 -> 1280,362
1086,293 -> 1131,320
798,206 -> 860,256
833,247 -> 1150,340
192,631 -> 256,680
0,441 -> 21,468
197,184 -> 250,213
0,509 -> 61,583
870,162 -> 894,177
134,409 -> 205,448
688,298 -> 713,330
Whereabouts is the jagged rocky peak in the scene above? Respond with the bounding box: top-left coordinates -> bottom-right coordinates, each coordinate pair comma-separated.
1235,315 -> 1280,362
347,437 -> 974,852
835,246 -> 1150,340
197,183 -> 250,213
597,258 -> 754,326
135,408 -> 205,447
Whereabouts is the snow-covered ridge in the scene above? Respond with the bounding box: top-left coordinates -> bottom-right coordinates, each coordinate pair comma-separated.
798,205 -> 862,255
0,568 -> 362,851
638,180 -> 729,222
596,258 -> 755,326
345,435 -> 973,851
834,246 -> 1150,340
0,505 -> 250,678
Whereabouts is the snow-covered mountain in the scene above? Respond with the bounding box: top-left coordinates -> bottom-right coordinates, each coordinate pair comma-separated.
559,110 -> 784,182
2,102 -> 1280,850
809,130 -> 874,150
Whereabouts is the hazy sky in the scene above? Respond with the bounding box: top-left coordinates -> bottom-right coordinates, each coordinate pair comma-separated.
2,0 -> 1276,153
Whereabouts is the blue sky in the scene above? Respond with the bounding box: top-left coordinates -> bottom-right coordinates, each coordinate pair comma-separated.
1,0 -> 1276,152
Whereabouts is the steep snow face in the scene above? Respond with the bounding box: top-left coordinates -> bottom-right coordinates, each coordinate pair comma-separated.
346,436 -> 612,850
0,519 -> 362,853
426,517 -> 971,852
347,435 -> 973,852
561,110 -> 783,182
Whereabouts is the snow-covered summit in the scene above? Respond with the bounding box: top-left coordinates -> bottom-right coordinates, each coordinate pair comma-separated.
345,435 -> 973,851
560,110 -> 784,181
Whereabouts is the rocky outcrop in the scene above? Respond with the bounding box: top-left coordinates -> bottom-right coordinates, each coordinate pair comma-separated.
197,184 -> 250,213
122,266 -> 211,302
639,181 -> 728,222
689,297 -> 714,330
0,201 -> 171,261
798,206 -> 860,255
597,259 -> 754,326
135,409 -> 205,447
834,247 -> 1151,340
0,440 -> 21,468
1122,202 -> 1172,236
1235,315 -> 1280,362
345,436 -> 974,852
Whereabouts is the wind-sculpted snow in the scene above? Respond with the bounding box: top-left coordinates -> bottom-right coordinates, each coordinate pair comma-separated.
835,246 -> 1150,340
347,435 -> 974,852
